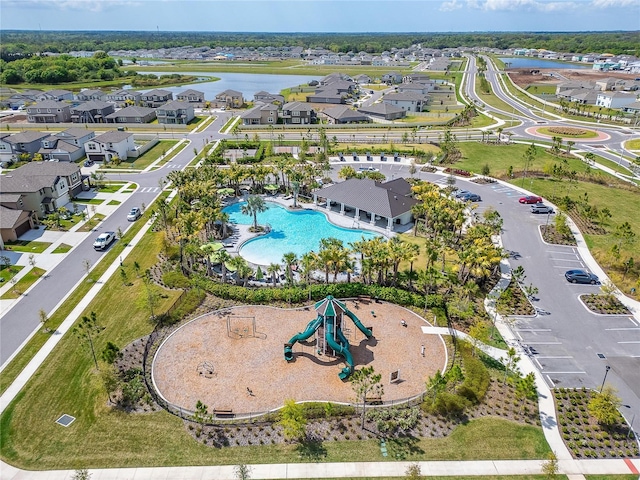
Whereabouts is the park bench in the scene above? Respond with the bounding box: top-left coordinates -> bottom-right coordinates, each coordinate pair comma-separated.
365,397 -> 383,405
212,409 -> 234,417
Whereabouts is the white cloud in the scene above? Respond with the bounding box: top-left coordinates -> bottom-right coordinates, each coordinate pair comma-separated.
590,0 -> 640,7
3,0 -> 140,12
440,0 -> 463,11
473,0 -> 580,11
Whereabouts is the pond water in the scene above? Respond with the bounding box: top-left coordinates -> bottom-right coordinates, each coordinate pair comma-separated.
135,72 -> 319,98
223,202 -> 378,266
500,57 -> 589,70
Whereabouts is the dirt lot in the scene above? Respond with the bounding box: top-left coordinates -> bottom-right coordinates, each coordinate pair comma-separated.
508,67 -> 637,89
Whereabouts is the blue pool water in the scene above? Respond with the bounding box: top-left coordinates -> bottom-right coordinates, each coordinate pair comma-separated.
223,202 -> 378,265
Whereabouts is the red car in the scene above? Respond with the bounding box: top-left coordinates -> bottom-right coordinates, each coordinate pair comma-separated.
519,195 -> 542,204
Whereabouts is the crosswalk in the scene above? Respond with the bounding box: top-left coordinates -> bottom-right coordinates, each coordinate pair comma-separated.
164,163 -> 181,169
138,187 -> 161,193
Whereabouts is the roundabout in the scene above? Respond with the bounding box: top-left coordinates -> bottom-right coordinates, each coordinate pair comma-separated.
151,300 -> 446,416
525,125 -> 610,142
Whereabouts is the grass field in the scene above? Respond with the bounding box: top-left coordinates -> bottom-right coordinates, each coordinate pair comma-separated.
0,267 -> 46,299
536,126 -> 599,139
624,138 -> 640,151
103,140 -> 180,170
52,243 -> 73,254
95,182 -> 127,194
525,84 -> 557,95
2,240 -> 51,253
0,266 -> 24,284
77,213 -> 106,232
73,198 -> 104,205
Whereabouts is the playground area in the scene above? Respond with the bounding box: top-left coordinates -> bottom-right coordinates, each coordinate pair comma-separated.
151,299 -> 446,415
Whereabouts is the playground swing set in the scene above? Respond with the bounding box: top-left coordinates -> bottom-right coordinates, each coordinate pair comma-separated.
284,296 -> 373,380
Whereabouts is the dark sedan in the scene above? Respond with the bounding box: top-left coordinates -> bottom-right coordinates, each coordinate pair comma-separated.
519,195 -> 543,204
565,269 -> 599,285
459,192 -> 482,202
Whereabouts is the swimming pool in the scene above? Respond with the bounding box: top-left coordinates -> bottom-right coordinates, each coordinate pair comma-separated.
223,202 -> 379,265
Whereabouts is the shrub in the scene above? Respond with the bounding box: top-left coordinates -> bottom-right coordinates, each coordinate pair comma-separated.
457,349 -> 490,404
162,270 -> 191,289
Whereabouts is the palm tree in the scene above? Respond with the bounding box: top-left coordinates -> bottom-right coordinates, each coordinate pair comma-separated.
229,256 -> 252,286
267,263 -> 281,287
299,252 -> 316,285
215,249 -> 231,284
281,252 -> 298,285
241,195 -> 267,231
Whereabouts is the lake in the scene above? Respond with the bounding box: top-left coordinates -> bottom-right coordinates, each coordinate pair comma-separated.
499,57 -> 589,70
136,72 -> 319,98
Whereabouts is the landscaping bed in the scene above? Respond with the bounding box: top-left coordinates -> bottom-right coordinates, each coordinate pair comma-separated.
497,281 -> 535,316
471,177 -> 497,185
540,225 -> 577,246
554,388 -> 639,459
580,294 -> 631,315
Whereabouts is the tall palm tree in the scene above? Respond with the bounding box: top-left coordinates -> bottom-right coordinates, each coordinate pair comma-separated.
267,263 -> 281,287
241,195 -> 267,231
215,249 -> 231,284
299,252 -> 316,285
281,252 -> 298,285
229,256 -> 252,287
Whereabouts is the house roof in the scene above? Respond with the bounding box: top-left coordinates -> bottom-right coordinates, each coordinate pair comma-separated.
39,140 -> 81,155
357,103 -> 405,116
0,193 -> 23,203
55,128 -> 93,139
91,131 -> 134,143
45,89 -> 72,96
316,178 -> 418,219
321,105 -> 369,122
5,131 -> 50,145
79,89 -> 104,96
383,92 -> 428,102
71,100 -> 113,111
0,205 -> 29,229
0,162 -> 80,194
218,89 -> 242,97
283,101 -> 314,112
142,89 -> 172,96
29,100 -> 70,109
158,100 -> 192,110
176,89 -> 204,96
105,106 -> 155,119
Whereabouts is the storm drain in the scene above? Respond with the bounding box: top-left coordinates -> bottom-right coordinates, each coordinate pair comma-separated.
55,414 -> 76,427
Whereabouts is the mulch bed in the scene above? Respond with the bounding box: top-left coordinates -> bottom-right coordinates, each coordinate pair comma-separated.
554,388 -> 639,459
540,225 -> 577,246
580,294 -> 631,315
567,207 -> 607,236
471,177 -> 497,185
497,282 -> 535,316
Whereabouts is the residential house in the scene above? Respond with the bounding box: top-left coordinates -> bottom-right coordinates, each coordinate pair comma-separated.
240,103 -> 279,125
557,89 -> 599,105
176,89 -> 205,104
36,89 -> 74,102
140,89 -> 173,108
26,100 -> 72,123
555,81 -> 597,95
595,92 -> 638,109
253,91 -> 285,105
381,92 -> 427,112
104,89 -> 141,107
381,72 -> 403,84
397,82 -> 435,95
105,106 -> 156,123
357,103 -> 406,120
0,161 -> 84,218
38,128 -> 95,162
0,134 -> 14,162
76,89 -> 105,102
281,102 -> 316,124
84,131 -> 135,163
320,105 -> 370,124
0,196 -> 37,243
3,131 -> 50,160
69,100 -> 115,123
156,100 -> 195,124
215,89 -> 245,108
622,101 -> 640,113
353,74 -> 372,84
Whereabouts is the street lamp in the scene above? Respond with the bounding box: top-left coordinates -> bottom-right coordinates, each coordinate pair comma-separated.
623,405 -> 636,439
599,365 -> 611,393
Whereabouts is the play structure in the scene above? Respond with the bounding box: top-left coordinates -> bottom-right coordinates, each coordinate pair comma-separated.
284,296 -> 373,380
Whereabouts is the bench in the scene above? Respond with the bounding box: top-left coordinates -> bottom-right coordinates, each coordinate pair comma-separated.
365,397 -> 383,405
212,409 -> 234,417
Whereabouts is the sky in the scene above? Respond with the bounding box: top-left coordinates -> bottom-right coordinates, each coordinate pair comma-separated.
1,0 -> 639,32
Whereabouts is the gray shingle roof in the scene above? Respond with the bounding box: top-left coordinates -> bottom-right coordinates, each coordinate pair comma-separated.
317,178 -> 417,218
30,100 -> 70,109
321,105 -> 368,122
4,131 -> 50,145
0,205 -> 27,229
105,106 -> 155,119
92,131 -> 134,143
0,162 -> 80,194
71,100 -> 112,111
158,100 -> 191,110
357,103 -> 405,116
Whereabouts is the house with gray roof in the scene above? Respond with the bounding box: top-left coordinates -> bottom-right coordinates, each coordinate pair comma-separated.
595,91 -> 639,109
140,89 -> 173,108
84,131 -> 135,163
215,89 -> 244,108
38,128 -> 95,162
36,89 -> 74,102
357,102 -> 406,120
281,102 -> 316,124
105,106 -> 156,124
312,177 -> 418,230
0,134 -> 14,162
0,161 -> 83,218
240,103 -> 279,125
26,101 -> 72,123
156,100 -> 195,124
253,91 -> 285,105
382,92 -> 428,112
382,72 -> 403,84
176,89 -> 205,104
320,105 -> 370,124
104,89 -> 141,107
76,89 -> 105,102
0,201 -> 36,243
70,100 -> 115,123
3,131 -> 50,160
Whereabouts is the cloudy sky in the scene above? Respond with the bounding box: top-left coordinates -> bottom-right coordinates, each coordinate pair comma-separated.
1,0 -> 639,32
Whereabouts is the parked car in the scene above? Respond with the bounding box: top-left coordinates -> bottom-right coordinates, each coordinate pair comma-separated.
564,269 -> 599,285
83,160 -> 93,167
358,167 -> 379,172
530,204 -> 554,214
127,207 -> 142,221
459,193 -> 482,202
519,195 -> 543,204
453,189 -> 471,198
93,232 -> 115,251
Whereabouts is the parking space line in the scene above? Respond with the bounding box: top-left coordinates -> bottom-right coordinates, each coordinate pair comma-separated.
526,341 -> 562,345
536,356 -> 573,359
515,328 -> 551,332
533,358 -> 542,369
550,258 -> 581,262
545,374 -> 555,385
605,328 -> 640,331
542,371 -> 586,374
630,318 -> 639,326
618,341 -> 640,344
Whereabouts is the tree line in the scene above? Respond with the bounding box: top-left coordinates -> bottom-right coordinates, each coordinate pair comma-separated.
1,31 -> 638,57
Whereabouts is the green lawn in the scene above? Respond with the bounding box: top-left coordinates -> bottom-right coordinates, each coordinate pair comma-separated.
73,198 -> 104,205
107,200 -> 121,206
77,214 -> 106,232
591,154 -> 634,176
0,266 -> 24,283
624,138 -> 640,151
55,213 -> 86,231
525,84 -> 557,95
51,243 -> 73,254
2,240 -> 51,253
0,267 -> 46,299
101,140 -> 179,170
536,126 -> 599,139
156,141 -> 188,167
96,182 -> 127,194
475,74 -> 520,117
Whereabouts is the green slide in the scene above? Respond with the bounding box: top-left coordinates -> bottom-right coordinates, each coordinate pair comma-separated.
325,321 -> 354,380
345,309 -> 373,338
284,316 -> 323,361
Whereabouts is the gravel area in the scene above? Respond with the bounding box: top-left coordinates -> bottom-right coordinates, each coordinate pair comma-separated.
152,300 -> 446,414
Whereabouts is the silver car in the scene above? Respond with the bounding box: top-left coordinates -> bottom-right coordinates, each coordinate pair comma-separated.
530,204 -> 554,214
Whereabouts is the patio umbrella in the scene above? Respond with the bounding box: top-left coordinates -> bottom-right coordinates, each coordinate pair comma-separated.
264,184 -> 278,192
224,261 -> 238,272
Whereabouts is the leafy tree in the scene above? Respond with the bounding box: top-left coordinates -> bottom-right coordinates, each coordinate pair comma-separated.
405,463 -> 423,480
99,362 -> 119,403
278,399 -> 307,442
101,341 -> 121,364
73,312 -> 103,369
351,366 -> 384,429
38,308 -> 52,333
588,385 -> 621,426
234,464 -> 252,480
503,346 -> 521,384
515,372 -> 537,410
72,469 -> 91,480
541,451 -> 559,478
194,400 -> 210,426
